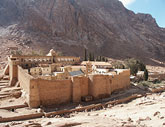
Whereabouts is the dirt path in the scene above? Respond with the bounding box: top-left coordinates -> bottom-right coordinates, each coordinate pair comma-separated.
0,92 -> 164,127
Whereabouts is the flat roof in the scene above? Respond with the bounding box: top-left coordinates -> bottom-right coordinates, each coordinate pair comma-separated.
81,61 -> 112,66
69,70 -> 84,76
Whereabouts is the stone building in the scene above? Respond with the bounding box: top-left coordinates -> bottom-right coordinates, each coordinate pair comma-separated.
4,50 -> 130,108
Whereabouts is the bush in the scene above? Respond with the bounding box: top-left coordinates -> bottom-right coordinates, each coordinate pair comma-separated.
139,81 -> 152,87
124,58 -> 146,76
112,61 -> 125,69
10,50 -> 23,56
124,58 -> 138,75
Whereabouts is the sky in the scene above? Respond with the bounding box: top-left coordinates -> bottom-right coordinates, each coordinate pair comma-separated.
119,0 -> 165,28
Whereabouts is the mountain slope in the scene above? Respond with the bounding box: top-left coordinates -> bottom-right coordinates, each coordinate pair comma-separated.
0,0 -> 165,65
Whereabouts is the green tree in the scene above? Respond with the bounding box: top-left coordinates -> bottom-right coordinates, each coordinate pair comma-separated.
144,69 -> 148,81
98,56 -> 101,61
15,50 -> 23,56
84,48 -> 87,61
124,58 -> 139,75
96,56 -> 99,61
91,53 -> 95,61
112,61 -> 125,69
10,51 -> 15,55
105,58 -> 108,62
124,58 -> 147,76
89,52 -> 92,61
136,60 -> 146,71
102,57 -> 105,62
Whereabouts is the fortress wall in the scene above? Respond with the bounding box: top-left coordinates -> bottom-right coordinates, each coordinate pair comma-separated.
88,70 -> 130,100
118,70 -> 130,89
29,79 -> 41,108
18,66 -> 34,106
17,63 -> 130,108
111,70 -> 130,93
72,76 -> 89,103
9,60 -> 18,86
36,79 -> 72,107
18,66 -> 72,108
120,70 -> 130,88
18,66 -> 33,94
110,74 -> 121,92
89,75 -> 111,99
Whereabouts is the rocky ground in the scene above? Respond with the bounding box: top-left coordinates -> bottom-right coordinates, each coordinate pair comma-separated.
147,65 -> 165,74
0,91 -> 165,127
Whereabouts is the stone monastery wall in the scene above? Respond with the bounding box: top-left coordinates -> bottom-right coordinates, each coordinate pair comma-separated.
36,79 -> 72,107
110,70 -> 130,92
72,76 -> 89,103
18,66 -> 34,104
89,75 -> 111,99
88,70 -> 130,100
17,66 -> 130,108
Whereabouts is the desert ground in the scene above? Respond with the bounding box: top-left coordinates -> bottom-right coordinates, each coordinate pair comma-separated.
0,75 -> 164,127
0,91 -> 165,127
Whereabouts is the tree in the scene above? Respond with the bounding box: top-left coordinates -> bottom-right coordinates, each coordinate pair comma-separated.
112,61 -> 125,69
84,48 -> 87,61
89,52 -> 92,61
15,50 -> 23,56
130,65 -> 138,76
102,57 -> 105,62
105,58 -> 108,62
124,58 -> 139,75
91,53 -> 95,61
124,58 -> 148,76
96,56 -> 99,61
137,60 -> 146,71
99,56 -> 102,61
144,69 -> 148,81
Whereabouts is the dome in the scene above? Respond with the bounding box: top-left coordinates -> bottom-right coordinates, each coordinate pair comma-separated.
47,49 -> 57,56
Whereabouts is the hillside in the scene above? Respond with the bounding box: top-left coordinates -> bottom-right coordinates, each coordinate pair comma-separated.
0,0 -> 165,65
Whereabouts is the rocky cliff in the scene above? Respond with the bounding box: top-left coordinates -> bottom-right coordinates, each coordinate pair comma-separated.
0,0 -> 165,65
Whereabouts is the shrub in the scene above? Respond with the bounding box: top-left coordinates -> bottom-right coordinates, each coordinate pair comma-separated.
124,58 -> 138,75
124,58 -> 146,76
138,81 -> 152,87
112,61 -> 125,69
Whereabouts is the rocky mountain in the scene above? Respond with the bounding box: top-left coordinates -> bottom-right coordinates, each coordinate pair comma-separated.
0,0 -> 165,65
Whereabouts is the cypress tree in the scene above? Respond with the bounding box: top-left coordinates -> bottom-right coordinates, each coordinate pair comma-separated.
99,56 -> 102,61
84,48 -> 87,61
144,69 -> 148,81
89,52 -> 92,61
92,53 -> 95,61
102,57 -> 105,62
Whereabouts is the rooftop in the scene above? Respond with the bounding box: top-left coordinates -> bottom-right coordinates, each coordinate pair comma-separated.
69,70 -> 84,77
81,61 -> 112,66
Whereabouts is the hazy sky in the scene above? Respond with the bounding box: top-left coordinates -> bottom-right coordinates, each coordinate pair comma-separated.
119,0 -> 165,28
